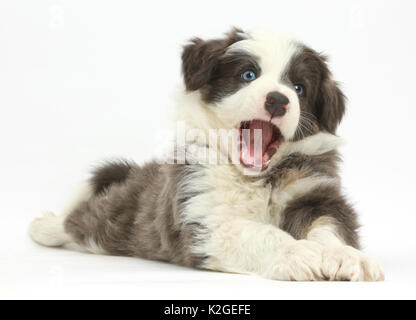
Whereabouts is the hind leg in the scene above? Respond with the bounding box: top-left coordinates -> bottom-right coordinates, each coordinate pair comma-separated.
29,181 -> 92,247
62,199 -> 109,255
30,162 -> 135,253
29,211 -> 72,247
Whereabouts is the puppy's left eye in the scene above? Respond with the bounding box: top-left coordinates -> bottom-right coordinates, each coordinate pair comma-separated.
294,84 -> 305,96
241,70 -> 257,82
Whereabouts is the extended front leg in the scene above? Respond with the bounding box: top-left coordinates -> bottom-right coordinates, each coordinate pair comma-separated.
281,185 -> 385,282
194,217 -> 326,281
307,217 -> 385,281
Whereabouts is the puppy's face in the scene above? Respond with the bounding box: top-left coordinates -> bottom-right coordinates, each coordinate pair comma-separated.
182,29 -> 345,172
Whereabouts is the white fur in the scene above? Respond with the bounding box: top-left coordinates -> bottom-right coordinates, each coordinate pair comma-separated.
319,245 -> 385,281
262,132 -> 345,175
283,132 -> 345,157
29,212 -> 71,247
85,237 -> 108,255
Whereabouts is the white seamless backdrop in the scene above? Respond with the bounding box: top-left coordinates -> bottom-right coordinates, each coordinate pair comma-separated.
1,0 -> 416,299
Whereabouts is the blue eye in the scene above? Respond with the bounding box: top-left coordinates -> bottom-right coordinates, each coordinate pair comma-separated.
241,70 -> 257,81
294,84 -> 305,96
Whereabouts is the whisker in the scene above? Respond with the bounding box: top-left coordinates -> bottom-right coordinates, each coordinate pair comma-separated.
294,112 -> 318,140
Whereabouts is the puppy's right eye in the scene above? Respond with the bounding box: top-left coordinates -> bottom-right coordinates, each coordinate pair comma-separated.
241,70 -> 257,82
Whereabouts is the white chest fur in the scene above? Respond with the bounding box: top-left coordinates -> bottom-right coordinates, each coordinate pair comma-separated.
181,133 -> 343,228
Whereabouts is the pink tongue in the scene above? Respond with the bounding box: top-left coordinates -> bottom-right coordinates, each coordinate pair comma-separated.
241,121 -> 274,168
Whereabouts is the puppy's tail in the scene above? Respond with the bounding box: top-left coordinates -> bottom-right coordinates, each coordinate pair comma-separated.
90,160 -> 136,195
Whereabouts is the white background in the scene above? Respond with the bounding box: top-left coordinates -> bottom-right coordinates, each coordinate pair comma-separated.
1,0 -> 416,299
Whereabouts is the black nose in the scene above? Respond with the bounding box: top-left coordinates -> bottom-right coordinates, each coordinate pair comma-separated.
265,92 -> 289,118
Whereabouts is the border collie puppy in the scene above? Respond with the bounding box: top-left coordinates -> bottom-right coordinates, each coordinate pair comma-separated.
30,28 -> 384,281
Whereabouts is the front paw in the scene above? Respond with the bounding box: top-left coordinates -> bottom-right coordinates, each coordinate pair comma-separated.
322,246 -> 385,282
271,240 -> 325,281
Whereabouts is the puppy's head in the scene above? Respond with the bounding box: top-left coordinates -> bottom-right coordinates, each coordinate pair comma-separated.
181,28 -> 345,172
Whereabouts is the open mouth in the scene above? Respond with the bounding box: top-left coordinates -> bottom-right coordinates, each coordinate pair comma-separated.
239,120 -> 283,171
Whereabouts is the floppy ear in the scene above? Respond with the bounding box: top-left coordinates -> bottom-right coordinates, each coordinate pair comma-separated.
181,28 -> 246,91
181,38 -> 223,91
316,57 -> 346,134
